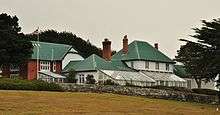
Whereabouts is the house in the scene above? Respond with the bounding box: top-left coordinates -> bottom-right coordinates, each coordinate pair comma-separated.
0,41 -> 84,82
64,35 -> 186,87
174,65 -> 217,90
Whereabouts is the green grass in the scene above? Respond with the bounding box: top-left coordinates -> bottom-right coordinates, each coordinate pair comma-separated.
0,90 -> 219,115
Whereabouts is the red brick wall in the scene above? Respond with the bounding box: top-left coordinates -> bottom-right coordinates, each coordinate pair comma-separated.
55,61 -> 62,74
27,60 -> 38,80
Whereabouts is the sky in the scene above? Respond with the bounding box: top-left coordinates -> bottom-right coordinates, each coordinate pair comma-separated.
0,0 -> 220,58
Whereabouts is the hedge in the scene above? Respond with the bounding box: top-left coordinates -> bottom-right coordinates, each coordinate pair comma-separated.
0,78 -> 63,91
192,88 -> 219,96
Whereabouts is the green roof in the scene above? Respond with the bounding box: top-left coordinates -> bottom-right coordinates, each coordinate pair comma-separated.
112,40 -> 174,63
73,54 -> 119,72
110,60 -> 134,71
174,65 -> 188,78
31,41 -> 72,60
62,61 -> 82,72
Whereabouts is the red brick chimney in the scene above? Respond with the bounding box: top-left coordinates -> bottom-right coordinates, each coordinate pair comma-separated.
102,38 -> 112,61
123,35 -> 128,54
154,43 -> 158,50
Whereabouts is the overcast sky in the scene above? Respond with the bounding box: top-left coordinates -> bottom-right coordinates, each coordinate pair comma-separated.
1,0 -> 220,58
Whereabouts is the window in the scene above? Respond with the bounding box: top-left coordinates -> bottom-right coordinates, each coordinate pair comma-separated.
40,61 -> 50,71
53,62 -> 56,72
145,61 -> 149,69
10,65 -> 19,71
166,64 -> 169,71
98,74 -> 103,80
131,62 -> 134,68
155,62 -> 159,70
79,74 -> 85,83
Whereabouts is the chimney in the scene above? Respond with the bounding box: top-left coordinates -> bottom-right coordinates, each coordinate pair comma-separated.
102,38 -> 112,61
154,43 -> 158,49
123,35 -> 128,54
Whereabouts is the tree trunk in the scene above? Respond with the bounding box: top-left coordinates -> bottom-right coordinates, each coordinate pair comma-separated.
195,78 -> 202,89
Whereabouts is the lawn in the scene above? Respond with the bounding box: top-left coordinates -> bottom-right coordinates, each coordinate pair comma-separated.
0,90 -> 219,115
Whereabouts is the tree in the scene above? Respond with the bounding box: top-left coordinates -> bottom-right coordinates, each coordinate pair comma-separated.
86,74 -> 96,84
66,69 -> 77,83
176,19 -> 220,88
25,29 -> 102,58
0,13 -> 33,68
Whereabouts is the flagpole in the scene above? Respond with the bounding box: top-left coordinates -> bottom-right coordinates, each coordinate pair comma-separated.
37,27 -> 40,79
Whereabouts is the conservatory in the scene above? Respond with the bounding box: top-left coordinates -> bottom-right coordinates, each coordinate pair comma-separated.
141,71 -> 187,87
100,70 -> 156,86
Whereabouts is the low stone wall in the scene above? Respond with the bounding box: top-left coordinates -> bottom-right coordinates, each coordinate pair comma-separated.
59,83 -> 218,104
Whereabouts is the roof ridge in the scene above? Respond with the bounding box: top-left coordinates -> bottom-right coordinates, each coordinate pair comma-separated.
92,54 -> 97,69
134,41 -> 140,59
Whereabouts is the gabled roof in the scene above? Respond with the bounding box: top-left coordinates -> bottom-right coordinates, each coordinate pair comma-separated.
112,40 -> 174,63
31,41 -> 72,60
62,61 -> 82,72
73,54 -> 119,72
110,60 -> 134,71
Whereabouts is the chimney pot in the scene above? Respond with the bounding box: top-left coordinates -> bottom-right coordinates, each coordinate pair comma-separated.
154,43 -> 158,49
123,35 -> 128,54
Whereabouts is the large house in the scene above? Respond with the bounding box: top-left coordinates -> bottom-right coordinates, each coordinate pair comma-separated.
0,41 -> 84,82
64,35 -> 186,87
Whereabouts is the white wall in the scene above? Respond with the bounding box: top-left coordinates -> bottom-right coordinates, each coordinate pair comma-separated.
125,61 -> 173,72
76,71 -> 98,84
62,52 -> 84,69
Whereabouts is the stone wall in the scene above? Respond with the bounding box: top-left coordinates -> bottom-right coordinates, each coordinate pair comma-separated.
59,83 -> 218,104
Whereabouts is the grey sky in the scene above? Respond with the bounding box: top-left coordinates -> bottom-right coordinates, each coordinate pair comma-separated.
1,0 -> 220,58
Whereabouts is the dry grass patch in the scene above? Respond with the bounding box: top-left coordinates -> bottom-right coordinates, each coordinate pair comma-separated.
0,90 -> 219,115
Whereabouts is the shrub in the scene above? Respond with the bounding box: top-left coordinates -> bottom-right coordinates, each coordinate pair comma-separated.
192,88 -> 218,96
0,78 -> 63,91
103,79 -> 119,85
145,85 -> 193,93
66,69 -> 77,83
86,75 -> 96,84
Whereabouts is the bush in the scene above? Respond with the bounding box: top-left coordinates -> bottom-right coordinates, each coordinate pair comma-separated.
103,79 -> 119,85
145,85 -> 193,93
192,88 -> 218,96
0,78 -> 63,91
67,69 -> 77,83
86,75 -> 96,84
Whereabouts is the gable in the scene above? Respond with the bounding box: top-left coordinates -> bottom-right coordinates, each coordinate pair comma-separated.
31,41 -> 72,61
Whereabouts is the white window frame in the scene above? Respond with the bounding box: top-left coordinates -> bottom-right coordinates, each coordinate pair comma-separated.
131,61 -> 134,68
40,61 -> 50,71
166,63 -> 169,71
145,61 -> 149,69
155,62 -> 159,70
53,62 -> 56,72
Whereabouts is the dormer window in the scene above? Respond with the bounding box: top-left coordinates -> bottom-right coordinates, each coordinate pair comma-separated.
155,62 -> 159,70
145,61 -> 149,69
166,64 -> 169,71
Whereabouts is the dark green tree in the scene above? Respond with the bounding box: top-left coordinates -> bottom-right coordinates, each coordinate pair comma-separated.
66,69 -> 77,83
176,19 -> 220,88
25,29 -> 102,58
86,74 -> 96,84
0,13 -> 33,68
